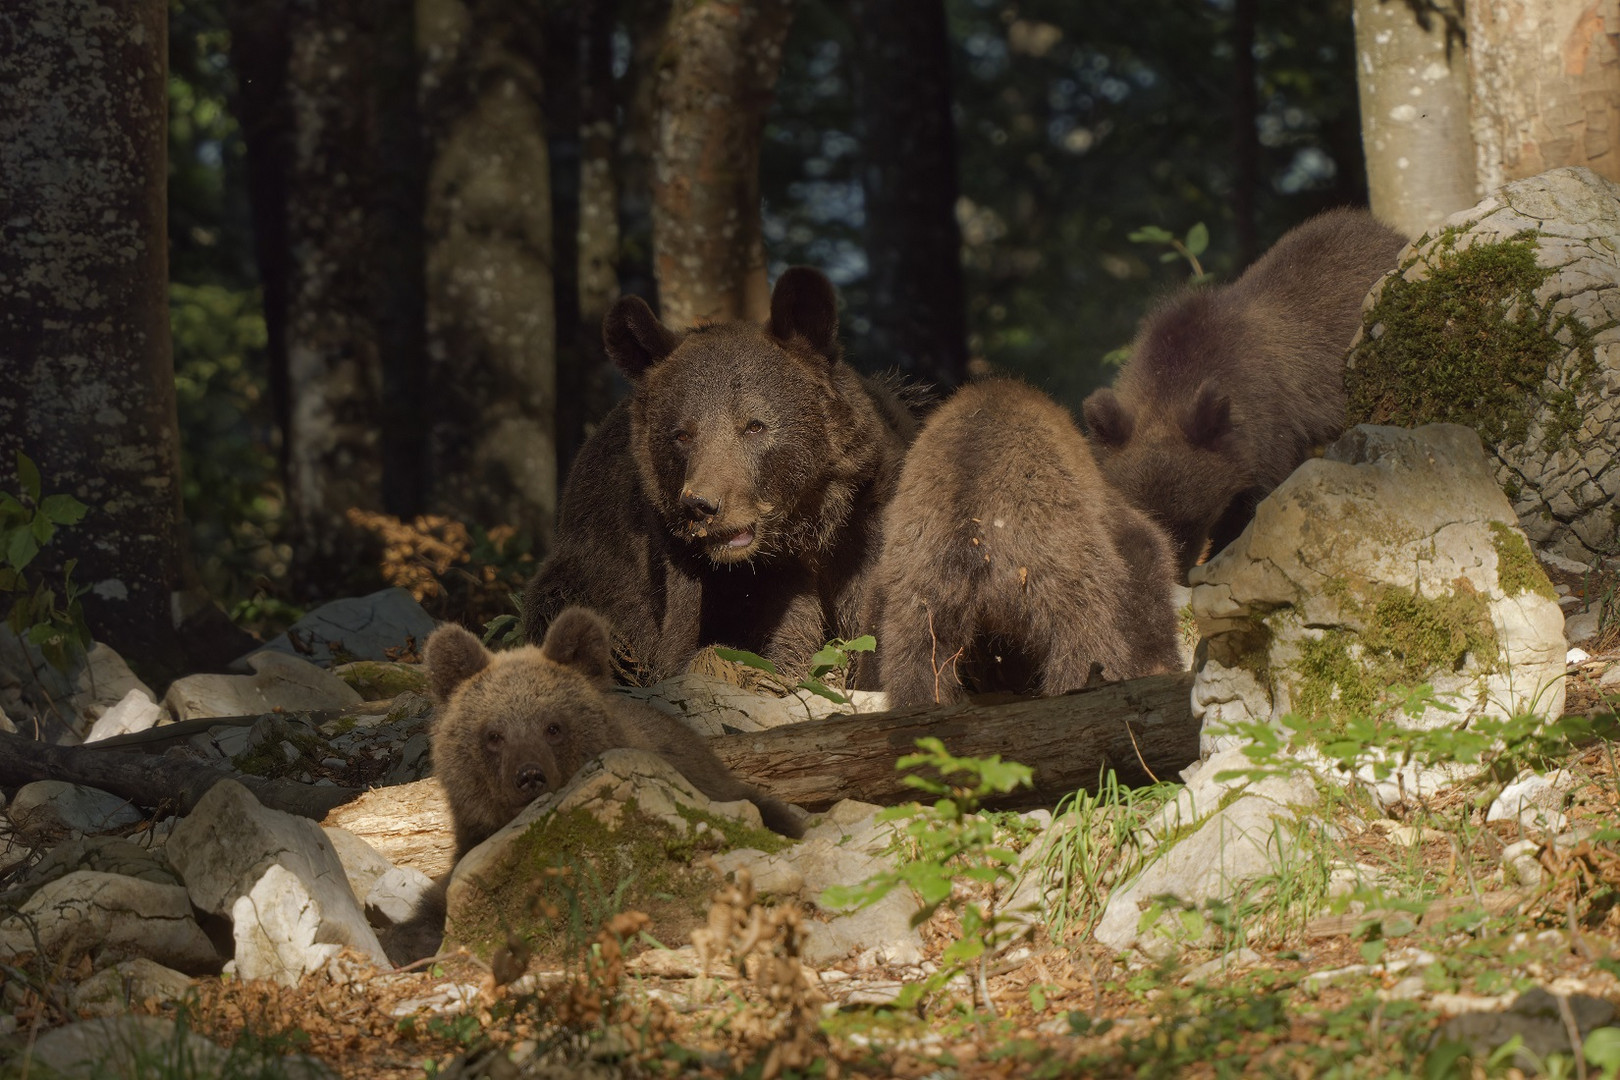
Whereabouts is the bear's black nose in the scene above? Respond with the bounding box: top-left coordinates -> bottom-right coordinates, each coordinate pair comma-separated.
681,490 -> 720,519
516,764 -> 547,792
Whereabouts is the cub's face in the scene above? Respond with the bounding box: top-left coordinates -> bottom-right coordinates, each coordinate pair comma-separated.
604,267 -> 850,565
1084,381 -> 1244,579
425,610 -> 618,846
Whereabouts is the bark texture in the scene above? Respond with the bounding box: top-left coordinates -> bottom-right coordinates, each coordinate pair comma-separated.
283,0 -> 392,596
1468,0 -> 1620,192
653,0 -> 796,327
1353,0 -> 1476,237
419,0 -> 558,546
849,0 -> 970,387
713,672 -> 1200,811
0,0 -> 188,675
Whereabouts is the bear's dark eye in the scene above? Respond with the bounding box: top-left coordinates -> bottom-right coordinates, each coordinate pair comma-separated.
544,722 -> 563,739
483,729 -> 504,752
743,419 -> 765,436
672,429 -> 691,446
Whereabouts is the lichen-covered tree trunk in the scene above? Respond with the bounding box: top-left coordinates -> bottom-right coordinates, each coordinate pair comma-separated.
1468,0 -> 1620,192
282,0 -> 392,597
1353,0 -> 1476,237
618,0 -> 672,306
653,0 -> 796,327
849,0 -> 969,388
0,0 -> 187,675
419,0 -> 558,547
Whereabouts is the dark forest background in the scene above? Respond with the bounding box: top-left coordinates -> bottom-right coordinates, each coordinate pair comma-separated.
165,0 -> 1362,644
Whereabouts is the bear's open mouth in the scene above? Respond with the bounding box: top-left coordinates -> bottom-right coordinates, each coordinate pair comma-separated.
696,524 -> 758,561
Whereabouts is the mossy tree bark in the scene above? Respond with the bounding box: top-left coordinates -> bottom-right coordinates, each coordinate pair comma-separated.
1467,0 -> 1620,191
419,0 -> 558,549
652,0 -> 796,327
0,0 -> 189,677
1352,0 -> 1476,238
849,0 -> 969,388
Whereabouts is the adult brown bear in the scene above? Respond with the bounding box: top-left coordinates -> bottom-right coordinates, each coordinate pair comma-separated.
523,268 -> 918,680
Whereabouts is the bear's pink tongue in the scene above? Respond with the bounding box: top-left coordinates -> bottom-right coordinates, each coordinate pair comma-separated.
727,529 -> 754,549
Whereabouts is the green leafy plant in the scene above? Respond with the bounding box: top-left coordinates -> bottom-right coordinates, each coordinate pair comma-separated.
1129,221 -> 1211,280
481,591 -> 527,650
821,737 -> 1034,1015
713,635 -> 875,705
0,452 -> 91,671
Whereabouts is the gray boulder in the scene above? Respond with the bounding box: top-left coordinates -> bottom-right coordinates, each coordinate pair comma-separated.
0,633 -> 154,744
164,650 -> 362,721
1193,424 -> 1566,751
8,781 -> 143,837
0,870 -> 219,973
1345,166 -> 1620,568
166,779 -> 388,977
240,587 -> 437,668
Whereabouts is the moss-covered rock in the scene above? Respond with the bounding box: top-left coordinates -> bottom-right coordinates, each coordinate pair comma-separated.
331,660 -> 429,701
1344,166 -> 1620,566
1191,424 -> 1567,749
443,749 -> 792,961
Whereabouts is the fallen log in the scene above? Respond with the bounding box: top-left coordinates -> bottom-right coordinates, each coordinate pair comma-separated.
712,671 -> 1199,811
0,730 -> 360,821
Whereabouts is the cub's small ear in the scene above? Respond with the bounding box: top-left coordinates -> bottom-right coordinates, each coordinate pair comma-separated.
541,606 -> 615,683
425,624 -> 491,701
1082,387 -> 1133,447
604,295 -> 681,380
768,266 -> 840,364
1182,381 -> 1232,449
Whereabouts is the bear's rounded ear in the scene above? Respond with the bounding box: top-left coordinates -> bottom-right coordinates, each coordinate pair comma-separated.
425,624 -> 491,701
768,266 -> 840,364
541,606 -> 615,683
604,295 -> 681,380
1181,381 -> 1232,448
1082,387 -> 1134,447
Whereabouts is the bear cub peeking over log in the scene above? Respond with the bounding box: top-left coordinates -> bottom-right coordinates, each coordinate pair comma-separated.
869,379 -> 1183,708
524,267 -> 918,682
1082,208 -> 1407,578
426,608 -> 805,863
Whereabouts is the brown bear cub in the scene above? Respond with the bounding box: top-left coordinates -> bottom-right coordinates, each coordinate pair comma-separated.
426,607 -> 804,861
869,379 -> 1183,708
1082,208 -> 1407,578
524,267 -> 918,681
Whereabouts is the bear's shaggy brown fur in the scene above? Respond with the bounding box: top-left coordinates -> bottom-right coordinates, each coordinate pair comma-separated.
868,379 -> 1183,707
524,267 -> 919,681
1082,208 -> 1407,578
427,608 -> 804,862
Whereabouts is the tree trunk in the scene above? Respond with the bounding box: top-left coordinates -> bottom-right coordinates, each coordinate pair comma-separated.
419,0 -> 558,548
618,0 -> 671,308
1353,0 -> 1476,238
713,672 -> 1200,811
1468,0 -> 1620,192
849,0 -> 970,388
0,0 -> 189,678
560,0 -> 626,475
652,0 -> 797,327
283,0 -> 392,598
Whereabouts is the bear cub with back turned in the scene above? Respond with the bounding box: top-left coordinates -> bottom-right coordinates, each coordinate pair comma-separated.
524,268 -> 918,681
427,608 -> 804,863
869,379 -> 1183,707
1082,208 -> 1407,578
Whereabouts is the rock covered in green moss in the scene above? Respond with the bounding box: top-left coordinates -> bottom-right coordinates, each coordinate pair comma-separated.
1344,166 -> 1620,567
443,748 -> 794,959
1191,423 -> 1566,751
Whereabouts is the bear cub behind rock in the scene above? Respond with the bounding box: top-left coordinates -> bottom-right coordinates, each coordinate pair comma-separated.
427,607 -> 804,863
523,267 -> 919,682
869,379 -> 1183,707
1083,208 -> 1407,578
